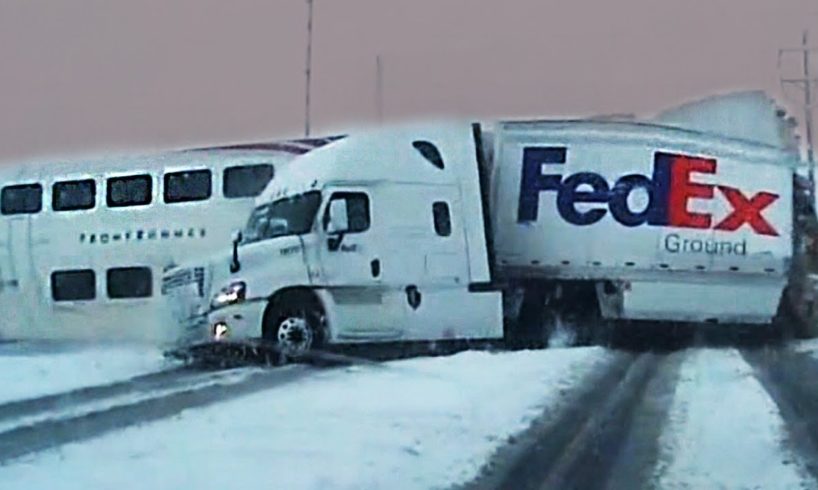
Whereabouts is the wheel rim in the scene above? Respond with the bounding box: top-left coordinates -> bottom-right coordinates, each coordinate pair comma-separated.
276,315 -> 314,357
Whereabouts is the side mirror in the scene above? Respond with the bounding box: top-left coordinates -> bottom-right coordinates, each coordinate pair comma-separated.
230,230 -> 242,273
326,199 -> 350,235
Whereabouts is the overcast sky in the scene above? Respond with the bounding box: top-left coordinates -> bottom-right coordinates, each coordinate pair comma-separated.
0,0 -> 816,163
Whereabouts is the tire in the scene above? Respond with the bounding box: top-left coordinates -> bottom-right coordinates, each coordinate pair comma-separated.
505,282 -> 603,349
505,285 -> 551,349
263,292 -> 325,359
775,285 -> 817,340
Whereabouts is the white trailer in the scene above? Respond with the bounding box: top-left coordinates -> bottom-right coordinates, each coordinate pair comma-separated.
491,119 -> 794,332
165,94 -> 808,355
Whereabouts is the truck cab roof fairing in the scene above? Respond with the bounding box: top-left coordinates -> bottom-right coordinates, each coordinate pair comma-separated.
255,123 -> 471,205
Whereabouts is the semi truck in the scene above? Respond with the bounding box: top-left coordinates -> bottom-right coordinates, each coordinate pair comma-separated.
163,92 -> 817,356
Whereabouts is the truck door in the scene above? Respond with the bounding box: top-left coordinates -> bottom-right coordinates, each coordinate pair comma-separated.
425,192 -> 468,285
371,183 -> 473,340
0,217 -> 34,337
387,184 -> 471,340
319,189 -> 380,286
318,188 -> 403,339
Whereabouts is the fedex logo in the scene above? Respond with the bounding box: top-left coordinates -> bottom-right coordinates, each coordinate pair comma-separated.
517,147 -> 780,236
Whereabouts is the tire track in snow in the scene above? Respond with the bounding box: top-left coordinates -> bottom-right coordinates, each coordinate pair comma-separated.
461,350 -> 679,490
603,350 -> 685,489
0,366 -> 195,423
743,346 -> 818,482
466,346 -> 817,490
0,368 -> 265,435
0,365 -> 317,464
653,348 -> 814,489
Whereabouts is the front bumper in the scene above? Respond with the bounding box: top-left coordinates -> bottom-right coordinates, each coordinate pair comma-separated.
172,313 -> 209,344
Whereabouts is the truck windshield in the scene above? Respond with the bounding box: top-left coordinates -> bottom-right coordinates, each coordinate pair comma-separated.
242,191 -> 321,245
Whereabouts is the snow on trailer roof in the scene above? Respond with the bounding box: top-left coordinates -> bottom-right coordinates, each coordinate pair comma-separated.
493,91 -> 800,163
652,90 -> 798,151
493,119 -> 791,154
497,123 -> 798,168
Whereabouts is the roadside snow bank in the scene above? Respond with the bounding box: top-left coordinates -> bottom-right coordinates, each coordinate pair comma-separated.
0,342 -> 170,404
653,348 -> 812,489
0,347 -> 611,490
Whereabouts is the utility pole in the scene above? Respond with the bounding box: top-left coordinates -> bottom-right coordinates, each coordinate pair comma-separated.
805,30 -> 815,169
376,54 -> 384,123
304,0 -> 314,137
780,30 -> 818,186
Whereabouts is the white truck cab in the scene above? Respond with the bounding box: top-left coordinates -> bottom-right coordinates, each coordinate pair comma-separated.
202,123 -> 503,354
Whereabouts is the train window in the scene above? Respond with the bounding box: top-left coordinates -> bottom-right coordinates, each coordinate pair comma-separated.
1,183 -> 42,215
433,201 -> 451,237
53,179 -> 95,211
164,169 -> 212,203
107,267 -> 152,299
107,174 -> 152,208
223,164 -> 274,198
51,269 -> 96,301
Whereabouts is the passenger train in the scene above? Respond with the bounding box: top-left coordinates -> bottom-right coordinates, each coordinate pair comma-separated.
0,137 -> 339,343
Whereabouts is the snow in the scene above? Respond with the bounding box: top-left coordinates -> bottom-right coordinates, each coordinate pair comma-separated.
653,348 -> 812,489
0,347 -> 611,490
0,342 -> 171,404
547,318 -> 577,348
790,338 -> 818,356
0,368 -> 259,434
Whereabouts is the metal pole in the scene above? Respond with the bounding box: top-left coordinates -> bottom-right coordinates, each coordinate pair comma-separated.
305,0 -> 314,137
376,54 -> 383,123
780,32 -> 818,190
803,30 -> 816,185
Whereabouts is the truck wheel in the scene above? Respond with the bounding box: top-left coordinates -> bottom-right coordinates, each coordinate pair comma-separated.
264,294 -> 325,359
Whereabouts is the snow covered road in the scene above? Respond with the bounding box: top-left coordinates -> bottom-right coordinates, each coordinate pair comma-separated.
468,347 -> 818,490
654,349 -> 812,489
0,341 -> 170,404
0,346 -> 613,490
1,343 -> 818,489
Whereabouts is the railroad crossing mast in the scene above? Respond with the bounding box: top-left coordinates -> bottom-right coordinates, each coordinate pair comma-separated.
780,30 -> 818,190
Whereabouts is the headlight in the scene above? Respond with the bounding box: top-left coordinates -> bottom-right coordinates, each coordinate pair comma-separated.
211,281 -> 246,309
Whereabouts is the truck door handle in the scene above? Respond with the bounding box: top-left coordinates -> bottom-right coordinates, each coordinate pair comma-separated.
328,235 -> 342,252
370,259 -> 381,278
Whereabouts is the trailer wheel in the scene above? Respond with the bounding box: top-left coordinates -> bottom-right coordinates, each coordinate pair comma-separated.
263,292 -> 326,359
775,285 -> 818,340
504,285 -> 551,349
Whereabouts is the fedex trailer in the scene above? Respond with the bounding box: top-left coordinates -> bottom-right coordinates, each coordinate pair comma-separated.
164,102 -> 812,356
